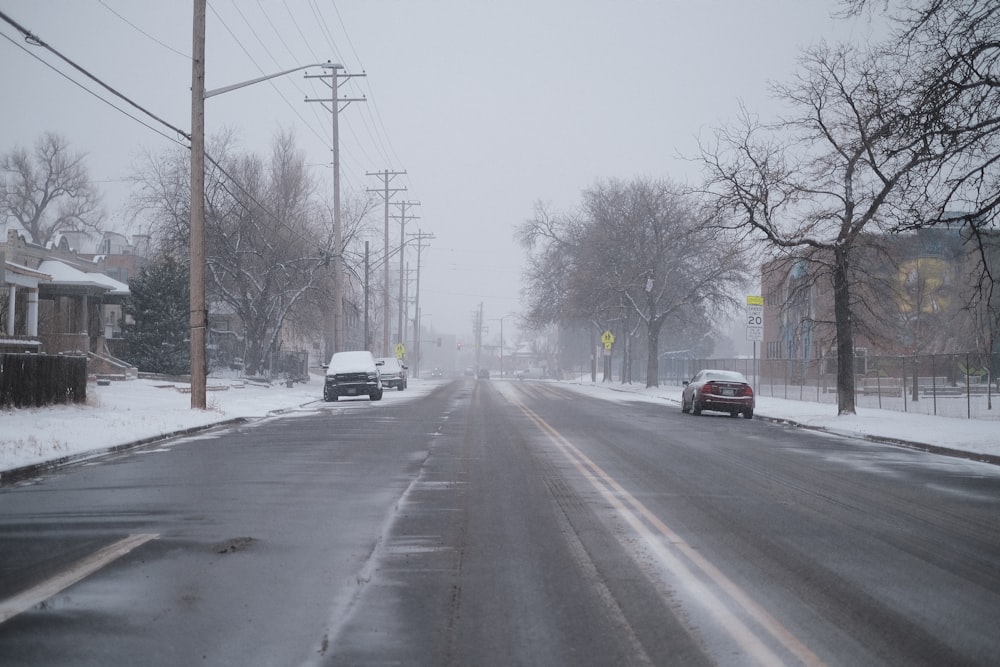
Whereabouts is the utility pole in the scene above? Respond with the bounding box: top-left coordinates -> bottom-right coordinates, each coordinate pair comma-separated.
500,317 -> 505,379
366,170 -> 406,357
390,200 -> 419,348
364,240 -> 370,351
409,230 -> 435,377
305,66 -> 365,355
475,302 -> 484,372
404,261 -> 412,351
189,0 -> 207,409
187,7 -> 333,406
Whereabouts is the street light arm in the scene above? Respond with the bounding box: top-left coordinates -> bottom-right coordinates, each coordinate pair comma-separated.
205,61 -> 341,99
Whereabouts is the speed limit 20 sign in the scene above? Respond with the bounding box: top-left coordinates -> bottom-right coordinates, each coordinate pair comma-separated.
746,295 -> 764,341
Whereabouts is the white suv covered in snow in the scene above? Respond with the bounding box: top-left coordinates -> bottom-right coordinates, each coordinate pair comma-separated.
375,357 -> 407,391
323,351 -> 383,401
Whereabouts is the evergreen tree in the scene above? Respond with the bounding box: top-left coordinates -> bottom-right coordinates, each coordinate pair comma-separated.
122,257 -> 190,375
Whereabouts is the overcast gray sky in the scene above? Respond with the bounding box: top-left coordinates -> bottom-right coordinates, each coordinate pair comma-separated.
1,1 -> 879,340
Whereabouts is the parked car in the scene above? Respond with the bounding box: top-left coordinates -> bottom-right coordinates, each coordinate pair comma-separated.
376,356 -> 408,390
477,368 -> 490,380
430,367 -> 444,378
681,369 -> 754,418
323,351 -> 383,401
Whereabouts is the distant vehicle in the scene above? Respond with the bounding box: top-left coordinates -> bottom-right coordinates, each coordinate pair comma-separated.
430,367 -> 444,378
464,367 -> 475,377
681,369 -> 754,418
376,357 -> 408,391
477,368 -> 490,380
514,369 -> 527,380
322,351 -> 383,402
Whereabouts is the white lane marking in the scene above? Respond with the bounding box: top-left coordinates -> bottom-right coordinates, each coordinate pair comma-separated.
516,398 -> 824,667
0,533 -> 159,624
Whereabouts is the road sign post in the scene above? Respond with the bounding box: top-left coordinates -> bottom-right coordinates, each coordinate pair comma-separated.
746,296 -> 764,394
600,330 -> 615,382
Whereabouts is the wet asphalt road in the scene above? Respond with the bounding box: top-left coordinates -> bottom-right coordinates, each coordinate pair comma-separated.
2,378 -> 1000,665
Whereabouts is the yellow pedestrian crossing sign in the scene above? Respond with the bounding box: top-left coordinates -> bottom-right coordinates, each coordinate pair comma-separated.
601,330 -> 615,350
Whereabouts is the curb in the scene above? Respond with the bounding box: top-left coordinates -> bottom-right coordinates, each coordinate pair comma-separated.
756,414 -> 1000,467
0,418 -> 248,487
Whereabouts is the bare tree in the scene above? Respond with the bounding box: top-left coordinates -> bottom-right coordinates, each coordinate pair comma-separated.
843,0 -> 1000,385
520,178 -> 748,387
518,201 -> 583,329
699,41 -> 942,414
132,129 -> 376,376
584,179 -> 747,386
204,131 -> 326,375
292,184 -> 379,357
1,132 -> 103,245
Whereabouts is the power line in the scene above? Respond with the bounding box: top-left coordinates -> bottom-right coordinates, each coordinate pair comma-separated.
2,6 -> 408,264
0,9 -> 191,143
282,0 -> 322,63
324,0 -> 406,174
0,31 -> 184,149
229,0 -> 285,71
256,0 -> 302,64
207,3 -> 331,152
96,0 -> 189,60
1,11 -> 336,261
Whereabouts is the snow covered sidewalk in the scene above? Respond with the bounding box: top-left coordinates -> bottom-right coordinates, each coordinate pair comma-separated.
555,381 -> 1000,464
1,376 -> 324,477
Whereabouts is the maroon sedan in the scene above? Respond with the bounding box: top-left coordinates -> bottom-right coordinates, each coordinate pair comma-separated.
681,369 -> 755,418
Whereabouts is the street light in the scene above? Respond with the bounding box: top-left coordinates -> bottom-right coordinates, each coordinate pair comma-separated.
189,1 -> 338,408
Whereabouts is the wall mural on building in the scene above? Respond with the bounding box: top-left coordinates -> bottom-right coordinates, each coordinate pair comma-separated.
898,257 -> 954,316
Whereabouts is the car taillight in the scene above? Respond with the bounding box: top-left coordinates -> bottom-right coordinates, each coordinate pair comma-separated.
702,382 -> 716,395
740,385 -> 753,397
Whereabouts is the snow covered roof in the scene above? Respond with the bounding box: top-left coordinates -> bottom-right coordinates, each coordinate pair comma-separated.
4,261 -> 51,281
84,270 -> 130,295
36,259 -> 129,295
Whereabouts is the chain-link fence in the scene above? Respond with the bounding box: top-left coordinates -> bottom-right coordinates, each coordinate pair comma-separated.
668,352 -> 999,420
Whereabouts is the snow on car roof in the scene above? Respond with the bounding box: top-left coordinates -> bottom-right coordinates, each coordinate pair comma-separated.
702,370 -> 748,382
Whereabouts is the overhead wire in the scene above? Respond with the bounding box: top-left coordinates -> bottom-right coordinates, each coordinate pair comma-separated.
207,2 -> 332,152
96,0 -> 189,61
282,0 -> 322,63
329,0 -> 404,171
216,1 -> 379,191
256,0 -> 309,73
2,9 -> 337,259
323,0 -> 394,168
2,5 -> 406,258
307,0 -> 343,63
295,0 -> 385,173
228,1 -> 285,73
0,9 -> 190,145
227,0 -> 333,152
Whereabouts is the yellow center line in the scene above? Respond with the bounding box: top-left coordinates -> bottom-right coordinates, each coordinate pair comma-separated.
515,397 -> 824,667
0,533 -> 159,624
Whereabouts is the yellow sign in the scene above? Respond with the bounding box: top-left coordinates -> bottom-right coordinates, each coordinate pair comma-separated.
601,330 -> 615,349
747,295 -> 764,306
394,343 -> 406,358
